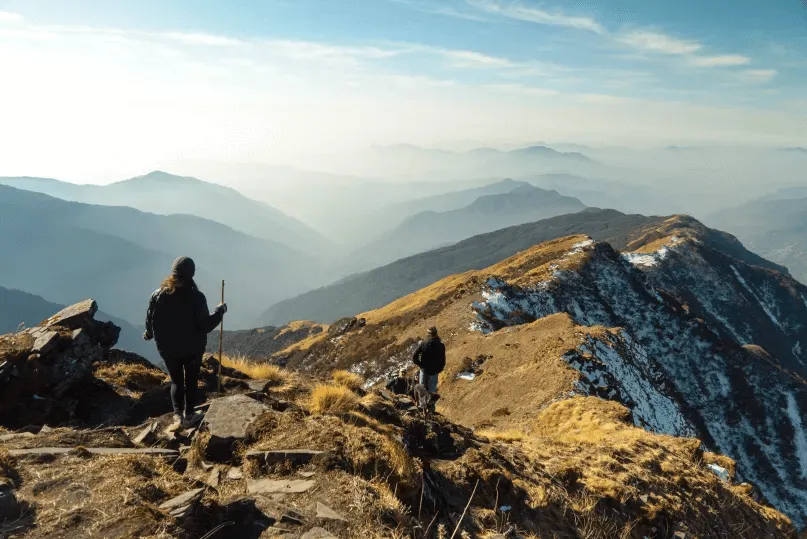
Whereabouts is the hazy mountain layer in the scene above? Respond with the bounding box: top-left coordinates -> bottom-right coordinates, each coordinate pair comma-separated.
346,184 -> 586,272
0,184 -> 321,329
0,171 -> 331,254
707,196 -> 807,283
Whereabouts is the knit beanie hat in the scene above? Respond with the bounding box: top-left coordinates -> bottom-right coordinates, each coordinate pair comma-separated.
171,256 -> 196,279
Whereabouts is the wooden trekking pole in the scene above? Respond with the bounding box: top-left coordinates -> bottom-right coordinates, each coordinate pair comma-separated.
217,280 -> 224,395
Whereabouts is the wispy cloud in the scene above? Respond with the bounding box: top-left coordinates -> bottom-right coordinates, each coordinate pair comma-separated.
0,11 -> 23,23
738,69 -> 778,83
690,54 -> 751,67
487,83 -> 559,96
162,32 -> 245,46
469,0 -> 605,33
618,30 -> 701,55
437,48 -> 516,68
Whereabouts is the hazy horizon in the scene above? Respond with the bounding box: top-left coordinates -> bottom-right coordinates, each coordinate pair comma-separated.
1,0 -> 806,184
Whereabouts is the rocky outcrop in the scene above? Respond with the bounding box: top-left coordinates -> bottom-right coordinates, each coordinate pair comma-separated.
0,299 -> 123,426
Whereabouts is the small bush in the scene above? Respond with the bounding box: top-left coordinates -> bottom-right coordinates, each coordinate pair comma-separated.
331,370 -> 364,392
309,384 -> 361,415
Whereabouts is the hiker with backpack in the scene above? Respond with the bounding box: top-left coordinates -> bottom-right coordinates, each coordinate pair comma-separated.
144,256 -> 227,429
412,326 -> 446,413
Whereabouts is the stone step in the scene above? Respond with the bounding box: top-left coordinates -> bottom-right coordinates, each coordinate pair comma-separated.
9,447 -> 179,457
247,478 -> 315,495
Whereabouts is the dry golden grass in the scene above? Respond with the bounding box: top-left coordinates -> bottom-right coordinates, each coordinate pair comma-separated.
476,428 -> 527,442
331,369 -> 364,391
308,383 -> 361,415
220,354 -> 289,384
93,363 -> 167,396
0,448 -> 17,486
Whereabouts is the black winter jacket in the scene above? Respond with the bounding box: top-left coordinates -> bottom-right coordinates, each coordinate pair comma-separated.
412,337 -> 446,376
145,283 -> 223,360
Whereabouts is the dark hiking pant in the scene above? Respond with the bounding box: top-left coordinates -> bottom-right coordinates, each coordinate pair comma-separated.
163,354 -> 202,416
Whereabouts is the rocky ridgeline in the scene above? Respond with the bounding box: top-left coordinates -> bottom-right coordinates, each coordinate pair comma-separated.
0,299 -> 800,538
0,299 -> 123,424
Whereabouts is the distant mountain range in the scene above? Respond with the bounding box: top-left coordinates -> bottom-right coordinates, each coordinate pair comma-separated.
708,194 -> 807,283
0,184 -> 322,328
0,285 -> 160,364
261,208 -> 684,326
346,184 -> 586,272
0,171 -> 332,254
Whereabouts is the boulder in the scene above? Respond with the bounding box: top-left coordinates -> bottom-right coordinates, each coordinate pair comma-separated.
203,394 -> 271,461
43,300 -> 98,330
247,479 -> 315,495
227,467 -> 244,480
327,317 -> 358,337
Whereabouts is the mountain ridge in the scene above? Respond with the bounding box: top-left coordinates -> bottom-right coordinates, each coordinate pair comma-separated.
265,216 -> 807,527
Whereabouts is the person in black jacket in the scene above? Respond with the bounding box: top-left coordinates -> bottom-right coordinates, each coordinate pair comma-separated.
412,326 -> 445,411
144,256 -> 227,428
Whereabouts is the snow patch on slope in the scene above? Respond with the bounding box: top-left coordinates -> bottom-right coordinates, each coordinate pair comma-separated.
786,393 -> 807,480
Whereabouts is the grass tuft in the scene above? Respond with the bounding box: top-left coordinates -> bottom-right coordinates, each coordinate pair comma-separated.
331,369 -> 365,392
220,354 -> 289,383
309,383 -> 361,415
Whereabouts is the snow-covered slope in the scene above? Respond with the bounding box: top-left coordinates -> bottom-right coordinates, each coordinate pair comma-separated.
471,224 -> 807,526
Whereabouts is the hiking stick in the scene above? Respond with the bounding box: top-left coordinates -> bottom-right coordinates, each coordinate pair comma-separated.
449,479 -> 479,539
217,280 -> 224,395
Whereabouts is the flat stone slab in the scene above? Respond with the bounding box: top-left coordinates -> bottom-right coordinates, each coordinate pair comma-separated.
247,479 -> 315,495
9,447 -> 178,457
245,449 -> 324,467
159,488 -> 205,511
204,394 -> 270,440
227,467 -> 243,480
316,502 -> 346,522
44,299 -> 98,329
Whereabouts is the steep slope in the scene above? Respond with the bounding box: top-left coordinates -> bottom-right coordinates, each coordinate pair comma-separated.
347,185 -> 586,272
0,285 -> 161,365
707,196 -> 807,283
0,184 -> 321,328
0,171 -> 332,253
261,209 -> 680,326
205,320 -> 326,360
0,302 -> 796,538
270,217 -> 807,528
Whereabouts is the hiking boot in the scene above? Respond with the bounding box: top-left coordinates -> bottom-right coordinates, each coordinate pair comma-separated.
182,411 -> 202,429
167,414 -> 183,432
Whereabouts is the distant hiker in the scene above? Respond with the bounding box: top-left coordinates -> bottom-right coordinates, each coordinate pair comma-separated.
412,326 -> 446,413
144,256 -> 227,429
385,367 -> 411,395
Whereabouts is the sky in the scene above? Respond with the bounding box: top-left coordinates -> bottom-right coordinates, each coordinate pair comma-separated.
0,0 -> 806,182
